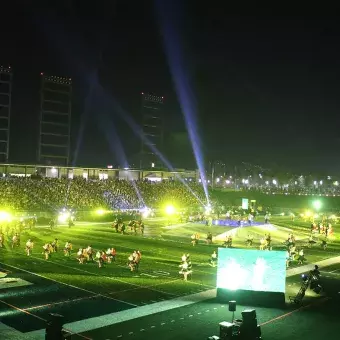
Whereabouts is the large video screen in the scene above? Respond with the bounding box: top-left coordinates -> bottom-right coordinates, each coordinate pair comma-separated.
217,248 -> 286,293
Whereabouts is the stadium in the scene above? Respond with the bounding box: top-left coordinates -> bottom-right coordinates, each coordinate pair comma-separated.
1,5 -> 340,340
0,163 -> 339,340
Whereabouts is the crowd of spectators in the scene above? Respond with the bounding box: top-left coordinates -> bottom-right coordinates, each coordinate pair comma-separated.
0,178 -> 206,212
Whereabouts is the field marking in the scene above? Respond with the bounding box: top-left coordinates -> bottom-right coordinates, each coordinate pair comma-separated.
115,262 -> 214,288
0,298 -> 47,322
23,294 -> 99,311
329,269 -> 340,273
260,297 -> 331,327
26,289 -> 216,337
0,298 -> 92,340
155,261 -> 217,276
161,223 -> 190,230
5,245 -> 186,301
45,228 -> 215,261
17,249 -> 214,292
321,270 -> 340,276
141,273 -> 158,278
8,250 -> 181,298
0,261 -> 137,308
109,278 -> 181,296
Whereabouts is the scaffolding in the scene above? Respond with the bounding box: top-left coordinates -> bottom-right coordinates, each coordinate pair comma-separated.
38,74 -> 72,166
140,93 -> 164,168
0,66 -> 12,163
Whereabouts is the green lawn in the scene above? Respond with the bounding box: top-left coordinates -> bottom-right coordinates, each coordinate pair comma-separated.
0,216 -> 339,335
211,189 -> 340,211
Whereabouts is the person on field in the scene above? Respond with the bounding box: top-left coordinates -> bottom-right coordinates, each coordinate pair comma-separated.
25,239 -> 34,256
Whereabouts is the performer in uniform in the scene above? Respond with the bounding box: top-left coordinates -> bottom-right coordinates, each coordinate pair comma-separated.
25,239 -> 34,256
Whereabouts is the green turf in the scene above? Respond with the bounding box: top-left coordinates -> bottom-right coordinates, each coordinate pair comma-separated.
211,189 -> 340,211
0,216 -> 339,336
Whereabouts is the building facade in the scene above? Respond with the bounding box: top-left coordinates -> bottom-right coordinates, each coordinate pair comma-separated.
140,93 -> 164,168
0,66 -> 12,163
38,74 -> 72,166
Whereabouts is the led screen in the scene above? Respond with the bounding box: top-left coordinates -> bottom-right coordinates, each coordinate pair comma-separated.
217,248 -> 286,293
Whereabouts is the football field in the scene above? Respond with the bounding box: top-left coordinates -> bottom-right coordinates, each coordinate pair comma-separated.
0,217 -> 339,339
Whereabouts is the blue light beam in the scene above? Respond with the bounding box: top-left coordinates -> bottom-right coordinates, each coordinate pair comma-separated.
155,0 -> 210,204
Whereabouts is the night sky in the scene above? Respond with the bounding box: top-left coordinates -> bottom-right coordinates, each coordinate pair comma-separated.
2,2 -> 340,173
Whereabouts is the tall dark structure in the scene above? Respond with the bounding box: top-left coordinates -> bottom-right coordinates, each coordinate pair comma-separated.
140,93 -> 164,168
38,74 -> 72,166
0,66 -> 12,163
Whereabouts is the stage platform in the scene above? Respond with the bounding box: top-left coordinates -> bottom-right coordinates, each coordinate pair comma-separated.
202,219 -> 265,227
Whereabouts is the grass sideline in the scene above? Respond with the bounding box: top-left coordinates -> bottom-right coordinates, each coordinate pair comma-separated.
211,189 -> 340,210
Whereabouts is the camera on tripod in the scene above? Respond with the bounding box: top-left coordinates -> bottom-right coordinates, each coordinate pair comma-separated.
290,265 -> 322,304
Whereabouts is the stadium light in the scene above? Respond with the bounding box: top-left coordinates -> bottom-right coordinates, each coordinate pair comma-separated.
96,209 -> 105,215
58,211 -> 70,223
313,200 -> 322,211
0,211 -> 11,222
141,207 -> 151,218
165,205 -> 175,215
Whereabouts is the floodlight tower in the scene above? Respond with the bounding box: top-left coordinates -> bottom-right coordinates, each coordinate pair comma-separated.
38,73 -> 72,166
0,66 -> 13,163
140,92 -> 164,169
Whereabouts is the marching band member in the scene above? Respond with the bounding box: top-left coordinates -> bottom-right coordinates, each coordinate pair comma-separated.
101,250 -> 107,264
297,248 -> 305,265
51,238 -> 59,252
246,234 -> 253,247
12,233 -> 19,249
96,250 -> 104,268
140,222 -> 145,235
128,220 -> 134,233
179,261 -> 192,281
259,237 -> 267,250
64,241 -> 72,256
210,251 -> 217,267
106,248 -> 112,263
191,233 -> 199,246
25,239 -> 33,256
110,247 -> 116,262
106,247 -> 116,263
206,232 -> 213,244
227,235 -> 233,248
77,248 -> 85,264
135,250 -> 141,271
128,254 -> 135,272
86,245 -> 93,262
42,243 -> 52,260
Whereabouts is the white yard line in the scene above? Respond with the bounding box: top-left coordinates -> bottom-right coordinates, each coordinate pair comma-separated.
9,251 -> 180,297
0,261 -> 137,308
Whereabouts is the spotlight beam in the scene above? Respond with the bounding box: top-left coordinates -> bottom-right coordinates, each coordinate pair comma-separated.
155,0 -> 210,204
36,11 -> 204,207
